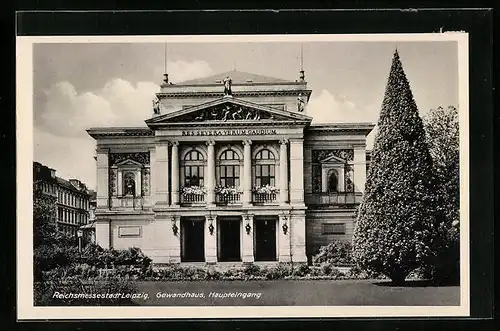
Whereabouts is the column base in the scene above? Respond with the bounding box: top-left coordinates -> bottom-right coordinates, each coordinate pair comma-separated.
242,255 -> 254,263
278,255 -> 292,263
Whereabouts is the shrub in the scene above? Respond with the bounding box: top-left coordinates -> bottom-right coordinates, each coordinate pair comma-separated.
313,241 -> 353,266
292,263 -> 310,277
243,263 -> 261,276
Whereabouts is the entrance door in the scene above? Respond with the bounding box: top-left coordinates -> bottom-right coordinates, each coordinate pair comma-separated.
254,218 -> 277,261
218,218 -> 241,262
181,218 -> 205,262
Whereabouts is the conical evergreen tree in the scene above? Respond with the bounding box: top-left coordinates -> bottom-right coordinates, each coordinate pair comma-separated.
352,50 -> 440,284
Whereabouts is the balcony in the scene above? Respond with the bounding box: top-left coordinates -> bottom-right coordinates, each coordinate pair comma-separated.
305,192 -> 362,207
252,192 -> 278,204
215,192 -> 242,205
180,193 -> 206,206
111,196 -> 144,210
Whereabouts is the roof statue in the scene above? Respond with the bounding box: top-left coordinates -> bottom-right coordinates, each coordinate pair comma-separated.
297,93 -> 306,112
223,76 -> 232,96
153,98 -> 161,115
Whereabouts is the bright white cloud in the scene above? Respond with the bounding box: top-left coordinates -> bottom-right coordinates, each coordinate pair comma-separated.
306,90 -> 380,149
156,60 -> 214,84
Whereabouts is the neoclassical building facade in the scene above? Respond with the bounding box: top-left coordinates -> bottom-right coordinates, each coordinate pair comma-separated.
87,70 -> 374,265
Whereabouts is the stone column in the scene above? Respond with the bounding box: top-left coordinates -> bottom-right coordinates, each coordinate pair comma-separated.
169,215 -> 181,263
289,138 -> 305,205
353,145 -> 367,193
291,214 -> 307,262
279,139 -> 289,204
278,214 -> 291,262
95,218 -> 110,249
204,215 -> 217,263
242,140 -> 252,205
117,169 -> 122,196
149,147 -> 156,204
241,214 -> 254,262
171,141 -> 180,206
206,140 -> 216,205
155,143 -> 170,205
135,169 -> 142,197
96,149 -> 109,208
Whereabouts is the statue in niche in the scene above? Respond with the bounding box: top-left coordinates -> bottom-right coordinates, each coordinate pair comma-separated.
297,93 -> 305,112
223,76 -> 232,96
124,173 -> 136,196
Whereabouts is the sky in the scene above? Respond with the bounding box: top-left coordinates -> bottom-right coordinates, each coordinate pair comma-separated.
33,40 -> 459,190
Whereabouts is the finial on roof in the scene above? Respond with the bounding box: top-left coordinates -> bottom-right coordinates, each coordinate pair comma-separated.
163,43 -> 170,84
299,44 -> 305,82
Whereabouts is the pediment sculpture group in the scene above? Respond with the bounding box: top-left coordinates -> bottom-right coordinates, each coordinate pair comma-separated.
194,104 -> 273,121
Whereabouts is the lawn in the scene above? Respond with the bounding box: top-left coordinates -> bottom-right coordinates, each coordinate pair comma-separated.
134,279 -> 460,306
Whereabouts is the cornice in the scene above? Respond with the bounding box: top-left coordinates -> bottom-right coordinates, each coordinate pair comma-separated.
156,90 -> 313,99
149,120 -> 311,129
87,127 -> 154,138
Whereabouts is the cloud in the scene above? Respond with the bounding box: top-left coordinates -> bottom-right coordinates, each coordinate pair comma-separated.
167,60 -> 213,83
306,90 -> 379,149
306,89 -> 378,124
34,127 -> 97,189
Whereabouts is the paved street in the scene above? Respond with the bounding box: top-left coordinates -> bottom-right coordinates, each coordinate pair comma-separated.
134,279 -> 460,306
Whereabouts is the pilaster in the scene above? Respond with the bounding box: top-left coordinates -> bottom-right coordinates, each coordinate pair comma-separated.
171,141 -> 180,206
206,140 -> 216,205
242,214 -> 254,262
289,138 -> 305,205
204,215 -> 217,263
95,218 -> 111,249
242,140 -> 252,206
278,214 -> 292,262
169,215 -> 181,263
279,139 -> 289,204
291,213 -> 307,262
353,145 -> 367,193
155,143 -> 170,205
96,148 -> 109,208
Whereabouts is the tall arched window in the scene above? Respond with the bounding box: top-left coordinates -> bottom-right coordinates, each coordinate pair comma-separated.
254,149 -> 276,187
218,149 -> 240,187
183,150 -> 205,187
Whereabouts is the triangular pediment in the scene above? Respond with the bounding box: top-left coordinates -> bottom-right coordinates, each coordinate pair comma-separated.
114,158 -> 143,167
320,154 -> 347,164
145,97 -> 312,127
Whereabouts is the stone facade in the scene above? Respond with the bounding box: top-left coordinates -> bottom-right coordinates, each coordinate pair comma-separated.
87,70 -> 374,265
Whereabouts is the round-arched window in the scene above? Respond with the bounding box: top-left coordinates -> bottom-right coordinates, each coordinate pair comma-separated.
183,150 -> 204,187
218,149 -> 240,187
254,149 -> 276,187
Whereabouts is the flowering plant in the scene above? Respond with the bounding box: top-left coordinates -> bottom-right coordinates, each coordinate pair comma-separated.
181,186 -> 207,196
214,185 -> 241,196
252,184 -> 279,194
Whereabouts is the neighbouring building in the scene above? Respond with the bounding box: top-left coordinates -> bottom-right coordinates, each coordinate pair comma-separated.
33,161 -> 92,238
87,69 -> 374,265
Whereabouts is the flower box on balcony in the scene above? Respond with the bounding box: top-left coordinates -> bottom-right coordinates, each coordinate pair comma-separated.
181,186 -> 207,204
215,186 -> 242,205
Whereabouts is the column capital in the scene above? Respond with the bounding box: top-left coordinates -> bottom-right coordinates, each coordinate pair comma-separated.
170,140 -> 179,147
242,139 -> 252,146
96,147 -> 109,154
170,215 -> 180,222
206,140 -> 216,146
289,138 -> 304,143
279,139 -> 289,145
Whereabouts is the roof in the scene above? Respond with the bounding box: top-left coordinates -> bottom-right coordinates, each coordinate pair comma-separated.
174,70 -> 295,86
56,177 -> 90,195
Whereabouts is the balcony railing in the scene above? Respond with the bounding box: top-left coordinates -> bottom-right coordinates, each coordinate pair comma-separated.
180,193 -> 206,205
252,192 -> 278,204
215,192 -> 242,205
111,196 -> 144,209
305,192 -> 362,207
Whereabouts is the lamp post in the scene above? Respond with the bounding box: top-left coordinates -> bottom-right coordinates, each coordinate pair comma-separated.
77,229 -> 83,253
